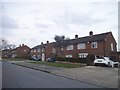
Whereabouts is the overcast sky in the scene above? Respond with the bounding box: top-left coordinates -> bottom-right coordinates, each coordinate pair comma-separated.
1,0 -> 119,50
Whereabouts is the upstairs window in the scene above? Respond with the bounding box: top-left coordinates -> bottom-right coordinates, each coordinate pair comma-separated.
31,50 -> 33,52
77,43 -> 86,49
34,49 -> 36,52
52,48 -> 56,53
42,48 -> 44,52
91,42 -> 97,48
111,43 -> 114,51
24,49 -> 26,52
37,48 -> 40,52
67,45 -> 73,50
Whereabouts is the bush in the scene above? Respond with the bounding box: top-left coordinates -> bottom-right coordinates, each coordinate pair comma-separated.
56,57 -> 87,63
86,54 -> 95,66
15,54 -> 31,60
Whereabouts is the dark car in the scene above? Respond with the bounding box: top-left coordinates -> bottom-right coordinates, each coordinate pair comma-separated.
46,57 -> 56,62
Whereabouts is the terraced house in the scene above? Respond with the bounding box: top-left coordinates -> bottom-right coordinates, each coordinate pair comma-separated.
2,44 -> 31,59
31,31 -> 119,61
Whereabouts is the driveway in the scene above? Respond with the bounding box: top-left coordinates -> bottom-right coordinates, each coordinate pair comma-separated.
53,66 -> 118,88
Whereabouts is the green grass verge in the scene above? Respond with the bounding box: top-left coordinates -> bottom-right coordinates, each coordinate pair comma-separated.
30,61 -> 85,68
2,58 -> 28,61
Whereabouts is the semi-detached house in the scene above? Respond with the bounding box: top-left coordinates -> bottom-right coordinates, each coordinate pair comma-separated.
2,44 -> 31,59
31,31 -> 119,61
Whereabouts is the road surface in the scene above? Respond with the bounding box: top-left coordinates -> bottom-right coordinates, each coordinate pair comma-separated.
2,61 -> 103,88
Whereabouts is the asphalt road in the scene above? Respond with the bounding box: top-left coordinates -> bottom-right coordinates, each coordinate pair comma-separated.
2,61 -> 103,88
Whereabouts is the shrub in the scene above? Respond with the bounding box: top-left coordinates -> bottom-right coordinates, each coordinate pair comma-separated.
56,57 -> 87,63
86,54 -> 95,66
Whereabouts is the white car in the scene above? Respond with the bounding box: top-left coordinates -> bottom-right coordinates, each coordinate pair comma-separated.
94,57 -> 119,67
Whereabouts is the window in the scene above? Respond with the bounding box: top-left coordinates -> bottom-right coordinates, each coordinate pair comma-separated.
91,42 -> 97,48
52,48 -> 56,53
24,49 -> 26,52
37,55 -> 41,60
42,48 -> 44,52
61,48 -> 63,51
67,45 -> 73,50
79,53 -> 88,58
77,43 -> 86,49
111,43 -> 114,51
34,49 -> 36,52
66,55 -> 73,58
37,48 -> 40,52
31,50 -> 33,52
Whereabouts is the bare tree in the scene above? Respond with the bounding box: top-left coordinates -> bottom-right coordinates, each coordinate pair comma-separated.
0,38 -> 16,50
7,44 -> 16,50
54,35 -> 70,56
0,38 -> 8,50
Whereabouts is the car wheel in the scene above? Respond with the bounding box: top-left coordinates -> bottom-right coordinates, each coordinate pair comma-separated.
94,63 -> 97,66
108,62 -> 110,67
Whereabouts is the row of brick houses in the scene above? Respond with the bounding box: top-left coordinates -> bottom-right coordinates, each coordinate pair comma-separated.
31,31 -> 119,62
2,31 -> 120,62
2,44 -> 31,59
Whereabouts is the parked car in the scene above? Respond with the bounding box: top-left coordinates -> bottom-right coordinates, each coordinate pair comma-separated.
94,57 -> 119,67
46,57 -> 56,62
31,55 -> 41,61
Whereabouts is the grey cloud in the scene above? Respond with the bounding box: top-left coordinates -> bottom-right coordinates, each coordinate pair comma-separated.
1,16 -> 18,29
54,10 -> 105,26
35,23 -> 50,29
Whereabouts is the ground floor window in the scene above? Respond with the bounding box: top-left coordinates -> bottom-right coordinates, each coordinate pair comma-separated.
66,54 -> 73,58
79,53 -> 88,58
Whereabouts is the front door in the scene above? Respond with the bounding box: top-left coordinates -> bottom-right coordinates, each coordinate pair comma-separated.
42,53 -> 45,61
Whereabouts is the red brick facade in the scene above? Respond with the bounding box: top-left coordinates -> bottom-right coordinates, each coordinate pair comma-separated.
31,31 -> 118,61
2,44 -> 30,59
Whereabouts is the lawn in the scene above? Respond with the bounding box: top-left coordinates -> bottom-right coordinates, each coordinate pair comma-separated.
2,58 -> 28,61
30,61 -> 86,68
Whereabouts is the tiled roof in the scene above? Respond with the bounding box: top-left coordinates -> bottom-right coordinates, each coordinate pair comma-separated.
32,32 -> 111,48
69,32 -> 110,44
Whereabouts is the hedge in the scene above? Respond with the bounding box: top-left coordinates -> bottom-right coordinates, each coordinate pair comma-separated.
56,57 -> 87,63
55,54 -> 95,65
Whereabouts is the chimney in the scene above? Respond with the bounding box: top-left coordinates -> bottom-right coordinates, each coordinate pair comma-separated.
47,41 -> 49,44
22,44 -> 24,46
75,34 -> 78,39
89,31 -> 93,36
19,45 -> 21,47
41,42 -> 43,45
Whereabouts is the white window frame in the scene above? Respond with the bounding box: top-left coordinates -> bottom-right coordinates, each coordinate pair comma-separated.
24,49 -> 26,52
42,48 -> 44,52
91,42 -> 97,48
79,53 -> 88,58
61,47 -> 64,51
111,43 -> 114,51
34,49 -> 36,52
37,48 -> 40,52
67,45 -> 73,50
31,50 -> 33,52
77,43 -> 86,49
66,55 -> 73,58
52,48 -> 56,53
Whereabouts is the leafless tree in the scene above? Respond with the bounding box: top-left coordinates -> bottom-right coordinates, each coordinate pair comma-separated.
0,38 -> 16,50
0,38 -> 8,50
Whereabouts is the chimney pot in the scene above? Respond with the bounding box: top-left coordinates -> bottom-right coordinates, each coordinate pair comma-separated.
41,42 -> 43,45
47,41 -> 49,44
75,34 -> 78,39
89,31 -> 93,36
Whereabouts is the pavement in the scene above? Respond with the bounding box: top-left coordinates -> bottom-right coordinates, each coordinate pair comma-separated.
11,60 -> 119,88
